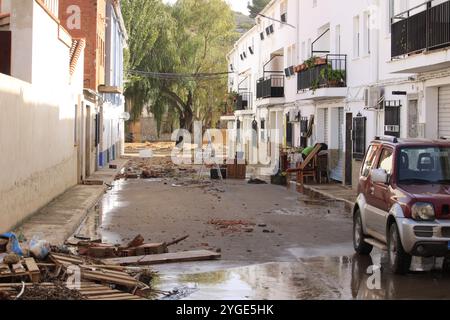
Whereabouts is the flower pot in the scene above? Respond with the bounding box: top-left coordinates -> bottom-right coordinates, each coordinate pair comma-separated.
315,57 -> 327,66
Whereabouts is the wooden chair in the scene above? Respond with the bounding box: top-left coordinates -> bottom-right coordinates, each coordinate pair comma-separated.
286,144 -> 323,193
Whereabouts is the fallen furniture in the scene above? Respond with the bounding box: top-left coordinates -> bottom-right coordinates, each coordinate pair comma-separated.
286,143 -> 323,193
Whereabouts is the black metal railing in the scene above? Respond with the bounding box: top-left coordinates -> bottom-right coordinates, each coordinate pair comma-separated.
297,54 -> 347,92
235,92 -> 253,110
256,75 -> 285,99
392,0 -> 450,58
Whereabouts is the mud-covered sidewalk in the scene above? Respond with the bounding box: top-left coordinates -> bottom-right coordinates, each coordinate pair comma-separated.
14,158 -> 129,245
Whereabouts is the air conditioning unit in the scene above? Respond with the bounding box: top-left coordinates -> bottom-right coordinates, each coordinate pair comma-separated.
284,66 -> 295,77
364,87 -> 382,109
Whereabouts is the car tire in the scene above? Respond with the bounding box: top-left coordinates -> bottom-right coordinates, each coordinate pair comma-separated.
443,257 -> 450,274
353,209 -> 373,255
387,222 -> 412,275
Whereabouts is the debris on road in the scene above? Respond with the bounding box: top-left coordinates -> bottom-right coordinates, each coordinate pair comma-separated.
115,157 -> 197,181
208,219 -> 256,235
248,178 -> 268,185
102,250 -> 221,266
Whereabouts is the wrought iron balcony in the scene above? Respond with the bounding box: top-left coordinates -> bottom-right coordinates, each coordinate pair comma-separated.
256,75 -> 285,99
391,0 -> 450,58
297,54 -> 347,92
235,92 -> 253,111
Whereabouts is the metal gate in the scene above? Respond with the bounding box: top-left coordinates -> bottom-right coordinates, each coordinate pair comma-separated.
330,108 -> 344,182
323,109 -> 329,144
439,86 -> 450,139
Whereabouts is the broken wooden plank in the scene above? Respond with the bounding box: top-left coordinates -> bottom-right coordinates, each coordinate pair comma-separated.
102,250 -> 221,266
50,253 -> 84,266
24,258 -> 40,283
0,282 -> 147,301
0,264 -> 12,277
166,235 -> 189,247
80,269 -> 139,288
80,264 -> 127,271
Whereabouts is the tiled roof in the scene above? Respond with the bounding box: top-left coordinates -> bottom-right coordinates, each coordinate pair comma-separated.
69,38 -> 86,76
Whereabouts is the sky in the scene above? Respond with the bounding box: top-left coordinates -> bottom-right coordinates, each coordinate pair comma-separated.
163,0 -> 249,15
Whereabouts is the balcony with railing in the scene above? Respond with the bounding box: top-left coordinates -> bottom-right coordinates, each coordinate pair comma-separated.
235,92 -> 253,112
296,54 -> 347,100
256,75 -> 285,100
390,0 -> 450,73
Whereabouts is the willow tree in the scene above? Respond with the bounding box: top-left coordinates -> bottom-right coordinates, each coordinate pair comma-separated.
121,0 -> 172,121
122,0 -> 236,132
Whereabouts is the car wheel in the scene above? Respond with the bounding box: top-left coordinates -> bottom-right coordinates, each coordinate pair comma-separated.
387,222 -> 411,275
353,209 -> 373,255
443,257 -> 450,274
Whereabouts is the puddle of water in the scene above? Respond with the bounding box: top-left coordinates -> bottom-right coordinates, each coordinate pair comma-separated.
154,254 -> 450,300
71,180 -> 130,244
288,243 -> 355,259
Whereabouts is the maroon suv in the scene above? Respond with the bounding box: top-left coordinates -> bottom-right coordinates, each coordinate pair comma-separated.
353,137 -> 450,274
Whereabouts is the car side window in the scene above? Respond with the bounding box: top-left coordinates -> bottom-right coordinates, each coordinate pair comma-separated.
378,148 -> 394,175
362,145 -> 379,177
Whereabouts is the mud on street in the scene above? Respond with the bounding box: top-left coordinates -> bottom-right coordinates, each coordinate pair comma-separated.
74,144 -> 450,300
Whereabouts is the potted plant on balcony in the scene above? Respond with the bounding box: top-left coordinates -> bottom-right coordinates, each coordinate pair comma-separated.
315,56 -> 327,66
304,56 -> 317,70
294,63 -> 306,73
311,79 -> 320,94
320,65 -> 346,87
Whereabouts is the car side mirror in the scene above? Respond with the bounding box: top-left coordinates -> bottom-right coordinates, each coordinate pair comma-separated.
371,168 -> 389,184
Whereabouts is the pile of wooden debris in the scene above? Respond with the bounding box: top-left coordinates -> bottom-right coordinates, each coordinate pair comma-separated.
0,234 -> 221,300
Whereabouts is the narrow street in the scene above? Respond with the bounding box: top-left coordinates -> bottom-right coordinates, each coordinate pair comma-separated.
71,145 -> 450,300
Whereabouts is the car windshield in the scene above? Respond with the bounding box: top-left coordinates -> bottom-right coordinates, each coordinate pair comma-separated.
398,147 -> 450,185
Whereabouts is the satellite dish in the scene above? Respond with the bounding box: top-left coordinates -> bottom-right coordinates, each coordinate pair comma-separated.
120,112 -> 131,121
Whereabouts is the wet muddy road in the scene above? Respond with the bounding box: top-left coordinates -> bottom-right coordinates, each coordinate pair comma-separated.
77,176 -> 450,300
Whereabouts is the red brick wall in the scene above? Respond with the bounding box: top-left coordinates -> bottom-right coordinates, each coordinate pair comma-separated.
59,0 -> 105,91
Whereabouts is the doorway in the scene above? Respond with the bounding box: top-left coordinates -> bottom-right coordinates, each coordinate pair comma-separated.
408,99 -> 419,138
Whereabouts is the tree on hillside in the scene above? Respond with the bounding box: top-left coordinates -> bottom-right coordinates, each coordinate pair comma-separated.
247,0 -> 270,19
122,0 -> 236,132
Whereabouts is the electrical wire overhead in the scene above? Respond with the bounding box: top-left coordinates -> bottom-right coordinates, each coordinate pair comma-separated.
127,69 -> 231,81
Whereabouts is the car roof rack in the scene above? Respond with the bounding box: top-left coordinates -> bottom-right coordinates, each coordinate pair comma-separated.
374,136 -> 398,143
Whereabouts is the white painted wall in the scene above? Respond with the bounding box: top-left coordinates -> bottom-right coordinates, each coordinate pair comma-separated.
11,0 -> 70,90
0,0 -> 82,231
1,0 -> 11,12
0,74 -> 77,232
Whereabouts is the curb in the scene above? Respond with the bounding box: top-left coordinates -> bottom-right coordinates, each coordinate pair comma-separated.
289,181 -> 355,214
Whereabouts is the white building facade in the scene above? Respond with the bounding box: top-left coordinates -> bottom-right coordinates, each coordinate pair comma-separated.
225,0 -> 450,188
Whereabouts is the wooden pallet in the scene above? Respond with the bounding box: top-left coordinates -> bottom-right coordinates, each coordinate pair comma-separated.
0,282 -> 147,300
79,266 -> 139,288
0,258 -> 40,282
50,253 -> 140,288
